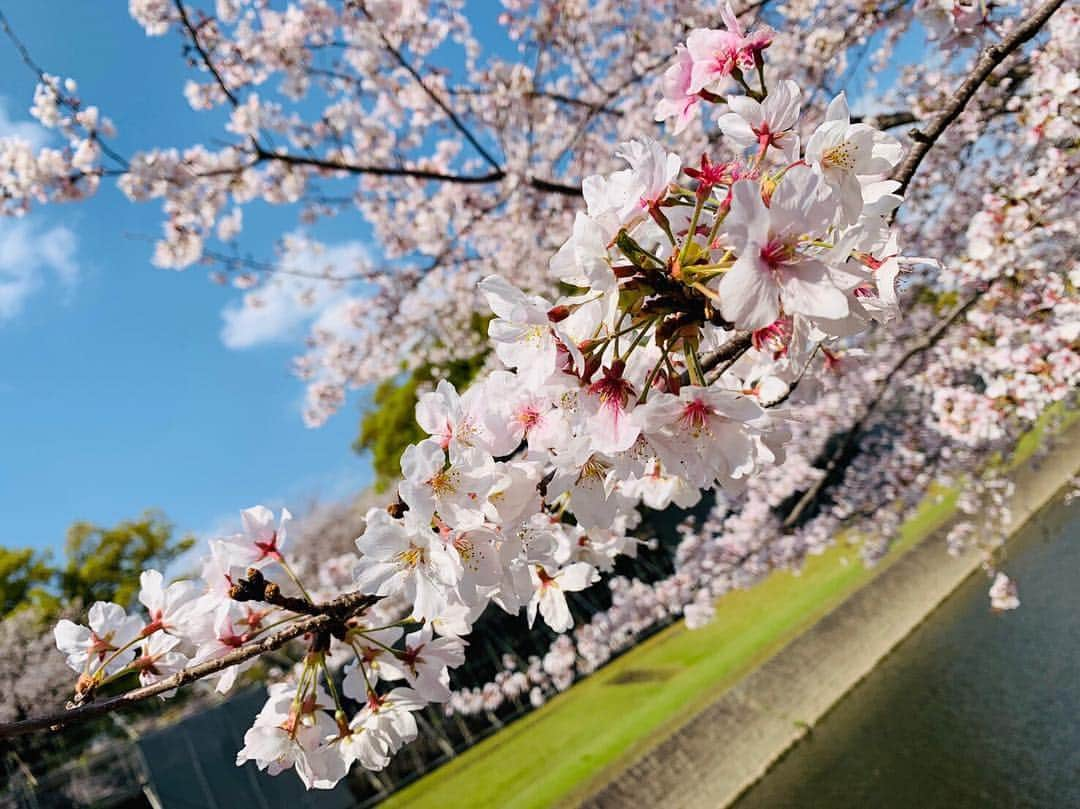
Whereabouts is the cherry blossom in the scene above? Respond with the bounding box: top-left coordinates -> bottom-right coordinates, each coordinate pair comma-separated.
718,168 -> 849,329
716,79 -> 803,162
527,563 -> 600,633
137,569 -> 197,636
805,93 -> 904,224
54,603 -> 144,678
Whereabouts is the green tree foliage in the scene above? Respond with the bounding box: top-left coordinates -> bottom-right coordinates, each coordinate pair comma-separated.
0,510 -> 195,619
0,548 -> 53,616
58,510 -> 195,607
356,351 -> 489,491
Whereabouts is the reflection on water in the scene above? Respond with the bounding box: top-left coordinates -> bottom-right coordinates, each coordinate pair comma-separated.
733,495 -> 1080,809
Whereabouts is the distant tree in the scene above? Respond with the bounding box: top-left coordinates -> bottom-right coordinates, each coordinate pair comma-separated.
1,511 -> 197,786
55,510 -> 195,609
0,511 -> 195,620
0,548 -> 53,617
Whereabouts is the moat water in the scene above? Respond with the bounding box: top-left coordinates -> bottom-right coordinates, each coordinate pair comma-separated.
733,493 -> 1079,809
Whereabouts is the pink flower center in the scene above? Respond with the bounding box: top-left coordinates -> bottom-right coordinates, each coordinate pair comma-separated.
680,398 -> 715,433
400,644 -> 424,674
89,631 -> 115,660
760,238 -> 797,270
515,405 -> 542,431
220,631 -> 245,648
752,319 -> 792,356
254,531 -> 282,561
587,373 -> 635,412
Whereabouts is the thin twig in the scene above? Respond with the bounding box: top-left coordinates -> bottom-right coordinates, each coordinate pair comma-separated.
764,344 -> 821,409
0,9 -> 129,169
352,0 -> 503,173
172,0 -> 239,107
250,146 -> 581,195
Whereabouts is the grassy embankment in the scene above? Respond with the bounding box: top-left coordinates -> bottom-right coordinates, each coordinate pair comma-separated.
384,408 -> 1073,809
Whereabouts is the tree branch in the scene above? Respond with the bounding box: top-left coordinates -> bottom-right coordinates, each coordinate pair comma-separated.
854,111 -> 917,130
892,0 -> 1066,194
0,590 -> 379,739
781,291 -> 986,529
352,0 -> 504,173
251,145 -> 582,195
783,0 -> 1067,527
0,10 -> 130,169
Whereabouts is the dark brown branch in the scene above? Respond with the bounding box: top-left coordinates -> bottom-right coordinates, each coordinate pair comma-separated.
251,145 -> 582,195
892,0 -> 1066,194
447,87 -> 624,117
783,0 -> 1068,525
254,145 -> 501,183
230,567 -> 317,614
527,175 -> 585,195
700,331 -> 754,375
0,590 -> 379,739
781,291 -> 986,529
173,0 -> 239,107
854,111 -> 918,130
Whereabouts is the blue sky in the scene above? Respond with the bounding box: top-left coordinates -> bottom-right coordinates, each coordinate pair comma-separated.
0,3 -> 374,553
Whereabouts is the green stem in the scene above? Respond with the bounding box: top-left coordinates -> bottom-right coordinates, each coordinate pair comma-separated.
638,344 -> 671,404
247,612 -> 301,638
355,631 -> 403,657
290,658 -> 315,723
321,658 -> 345,714
279,558 -> 314,604
732,68 -> 763,101
350,641 -> 377,698
678,193 -> 705,265
706,206 -> 728,249
94,632 -> 150,681
96,665 -> 136,689
686,342 -> 706,386
620,319 -> 655,363
612,309 -> 629,357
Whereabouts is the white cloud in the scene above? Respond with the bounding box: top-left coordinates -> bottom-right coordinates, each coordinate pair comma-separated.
0,219 -> 79,321
220,238 -> 370,349
0,99 -> 74,323
0,97 -> 49,148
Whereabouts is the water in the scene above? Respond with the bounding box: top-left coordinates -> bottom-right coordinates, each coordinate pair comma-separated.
732,495 -> 1080,809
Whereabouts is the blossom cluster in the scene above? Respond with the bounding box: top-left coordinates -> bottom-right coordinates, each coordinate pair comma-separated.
0,73 -> 113,215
